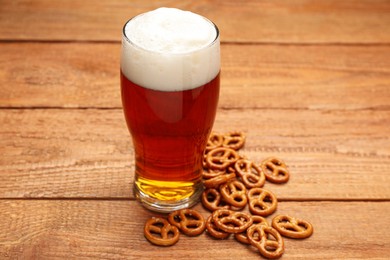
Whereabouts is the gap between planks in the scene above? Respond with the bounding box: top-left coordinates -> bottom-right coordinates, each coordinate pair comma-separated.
2,39 -> 390,46
1,106 -> 390,112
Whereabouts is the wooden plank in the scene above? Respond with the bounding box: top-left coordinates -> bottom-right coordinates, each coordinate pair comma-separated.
0,0 -> 389,43
1,109 -> 389,199
0,43 -> 120,108
0,109 -> 133,198
1,43 -> 389,109
0,200 -> 389,259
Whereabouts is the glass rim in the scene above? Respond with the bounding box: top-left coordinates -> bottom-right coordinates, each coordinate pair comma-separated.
122,12 -> 220,56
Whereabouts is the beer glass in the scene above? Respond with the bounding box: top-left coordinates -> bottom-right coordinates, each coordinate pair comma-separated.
120,8 -> 220,212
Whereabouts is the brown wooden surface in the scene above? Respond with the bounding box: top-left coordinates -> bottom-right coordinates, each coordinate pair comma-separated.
1,109 -> 389,200
1,0 -> 390,43
1,43 -> 390,109
1,201 -> 389,259
1,0 -> 390,259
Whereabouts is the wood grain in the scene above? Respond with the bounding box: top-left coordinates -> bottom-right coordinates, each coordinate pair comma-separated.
1,108 -> 389,199
1,0 -> 389,43
1,43 -> 389,109
1,1 -> 390,259
0,200 -> 389,259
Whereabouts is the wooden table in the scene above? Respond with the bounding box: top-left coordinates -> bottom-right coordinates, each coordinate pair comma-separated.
1,1 -> 390,259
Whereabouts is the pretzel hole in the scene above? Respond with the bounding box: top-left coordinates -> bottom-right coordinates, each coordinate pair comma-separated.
219,201 -> 230,208
265,165 -> 275,174
276,170 -> 287,176
278,218 -> 290,224
166,230 -> 177,239
187,214 -> 201,221
263,195 -> 274,205
249,191 -> 261,198
152,222 -> 165,229
227,155 -> 237,161
172,215 -> 182,224
298,222 -> 309,230
270,159 -> 283,166
250,231 -> 261,242
233,196 -> 244,203
233,185 -> 245,192
206,193 -> 217,203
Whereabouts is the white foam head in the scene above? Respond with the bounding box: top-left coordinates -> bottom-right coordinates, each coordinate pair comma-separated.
121,7 -> 220,91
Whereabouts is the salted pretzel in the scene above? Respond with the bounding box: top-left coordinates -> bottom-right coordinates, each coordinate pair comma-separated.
202,168 -> 226,180
205,147 -> 240,170
144,217 -> 180,246
272,215 -> 313,239
235,215 -> 269,245
201,188 -> 230,211
203,172 -> 236,189
234,159 -> 266,188
168,209 -> 206,236
261,157 -> 290,184
247,188 -> 278,216
247,224 -> 284,259
205,132 -> 224,152
212,209 -> 253,234
219,179 -> 247,208
205,214 -> 230,239
222,131 -> 246,150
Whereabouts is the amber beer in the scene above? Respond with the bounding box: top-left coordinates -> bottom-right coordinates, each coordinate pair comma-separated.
120,8 -> 220,212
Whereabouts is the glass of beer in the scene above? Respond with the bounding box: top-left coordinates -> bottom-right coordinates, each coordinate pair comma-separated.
120,8 -> 220,212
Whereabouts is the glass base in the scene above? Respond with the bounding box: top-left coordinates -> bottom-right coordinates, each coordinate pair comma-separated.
133,176 -> 204,213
